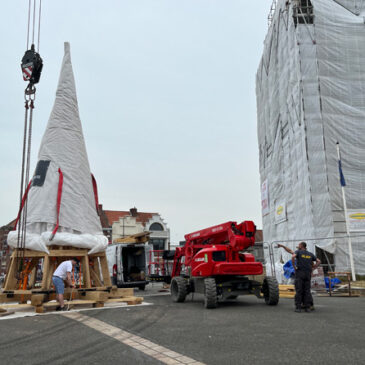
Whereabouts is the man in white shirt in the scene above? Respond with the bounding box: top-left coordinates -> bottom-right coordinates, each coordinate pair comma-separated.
52,258 -> 79,311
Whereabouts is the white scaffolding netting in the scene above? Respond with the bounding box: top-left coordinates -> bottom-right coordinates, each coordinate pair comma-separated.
256,0 -> 365,274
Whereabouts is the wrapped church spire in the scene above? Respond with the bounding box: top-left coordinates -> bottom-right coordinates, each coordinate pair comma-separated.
8,42 -> 107,254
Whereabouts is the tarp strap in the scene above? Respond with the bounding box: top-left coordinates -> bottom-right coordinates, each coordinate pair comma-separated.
91,173 -> 100,215
50,168 -> 63,240
14,179 -> 33,230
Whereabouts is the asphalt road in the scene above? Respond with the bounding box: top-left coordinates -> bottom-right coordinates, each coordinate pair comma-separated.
1,289 -> 365,365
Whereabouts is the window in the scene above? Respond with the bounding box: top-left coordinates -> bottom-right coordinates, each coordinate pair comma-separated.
150,238 -> 165,250
149,223 -> 163,231
293,0 -> 314,27
212,251 -> 226,262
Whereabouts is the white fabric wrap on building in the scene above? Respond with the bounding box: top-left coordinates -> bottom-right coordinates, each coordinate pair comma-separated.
256,1 -> 365,274
8,42 -> 107,254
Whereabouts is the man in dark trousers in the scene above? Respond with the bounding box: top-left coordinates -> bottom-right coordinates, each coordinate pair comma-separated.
292,242 -> 321,313
278,243 -> 314,310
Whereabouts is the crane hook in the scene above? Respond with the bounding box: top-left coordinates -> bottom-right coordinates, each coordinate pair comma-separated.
21,44 -> 43,86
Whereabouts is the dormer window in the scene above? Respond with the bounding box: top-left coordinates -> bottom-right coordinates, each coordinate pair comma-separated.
149,223 -> 164,231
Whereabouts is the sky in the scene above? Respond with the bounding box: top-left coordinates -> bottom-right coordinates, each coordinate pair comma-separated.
0,1 -> 272,244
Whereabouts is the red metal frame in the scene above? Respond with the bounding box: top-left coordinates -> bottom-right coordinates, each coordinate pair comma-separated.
148,250 -> 170,277
172,221 -> 263,278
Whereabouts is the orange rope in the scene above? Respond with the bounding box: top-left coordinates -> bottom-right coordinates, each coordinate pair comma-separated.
19,260 -> 32,290
18,260 -> 33,303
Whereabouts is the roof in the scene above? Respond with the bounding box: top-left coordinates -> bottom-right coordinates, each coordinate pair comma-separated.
102,210 -> 158,228
0,219 -> 16,231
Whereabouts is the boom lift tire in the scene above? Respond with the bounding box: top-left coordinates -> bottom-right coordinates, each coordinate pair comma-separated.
262,276 -> 279,305
204,277 -> 218,309
171,276 -> 187,302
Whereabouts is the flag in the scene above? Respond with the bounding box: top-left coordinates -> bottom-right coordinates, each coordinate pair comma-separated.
338,159 -> 346,187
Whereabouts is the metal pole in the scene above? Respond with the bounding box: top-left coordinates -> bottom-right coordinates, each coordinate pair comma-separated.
336,143 -> 356,281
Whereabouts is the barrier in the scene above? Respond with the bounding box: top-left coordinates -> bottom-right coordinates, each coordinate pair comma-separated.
268,233 -> 365,279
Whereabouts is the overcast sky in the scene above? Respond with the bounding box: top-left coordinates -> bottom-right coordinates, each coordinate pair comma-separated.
0,1 -> 271,243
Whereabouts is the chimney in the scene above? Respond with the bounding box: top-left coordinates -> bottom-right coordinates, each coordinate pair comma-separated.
130,207 -> 138,217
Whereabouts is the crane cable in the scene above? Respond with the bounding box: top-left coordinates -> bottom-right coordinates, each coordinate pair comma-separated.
16,0 -> 43,279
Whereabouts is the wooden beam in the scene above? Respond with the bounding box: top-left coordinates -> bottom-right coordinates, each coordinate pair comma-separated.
108,288 -> 134,298
1,310 -> 16,316
93,302 -> 104,308
81,256 -> 91,288
82,291 -> 109,302
49,249 -> 88,257
35,306 -> 44,313
29,266 -> 37,288
99,252 -> 112,287
2,289 -> 32,295
43,299 -> 97,308
3,257 -> 18,290
113,232 -> 150,244
31,294 -> 47,306
0,293 -> 33,302
45,260 -> 56,290
90,266 -> 103,287
0,303 -> 33,310
107,296 -> 143,305
10,249 -> 45,258
41,256 -> 50,290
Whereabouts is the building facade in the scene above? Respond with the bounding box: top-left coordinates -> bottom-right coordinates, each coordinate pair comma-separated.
99,205 -> 170,250
257,0 -> 365,273
0,221 -> 15,278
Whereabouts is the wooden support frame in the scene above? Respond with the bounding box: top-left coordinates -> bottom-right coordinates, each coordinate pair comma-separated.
2,247 -> 111,297
0,247 -> 145,313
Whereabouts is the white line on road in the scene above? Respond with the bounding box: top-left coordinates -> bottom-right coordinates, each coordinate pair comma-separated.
63,311 -> 205,365
0,302 -> 153,321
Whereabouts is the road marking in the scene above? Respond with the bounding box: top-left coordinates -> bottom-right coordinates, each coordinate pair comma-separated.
63,311 -> 205,365
0,302 -> 152,321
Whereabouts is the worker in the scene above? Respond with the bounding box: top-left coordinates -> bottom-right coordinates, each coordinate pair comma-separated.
52,258 -> 79,311
278,243 -> 317,311
291,242 -> 320,313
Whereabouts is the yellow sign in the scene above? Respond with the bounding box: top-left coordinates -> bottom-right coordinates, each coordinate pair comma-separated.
348,210 -> 365,232
349,213 -> 365,220
275,201 -> 286,224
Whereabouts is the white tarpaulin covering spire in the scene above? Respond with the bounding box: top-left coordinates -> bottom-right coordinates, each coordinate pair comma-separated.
8,42 -> 107,254
256,0 -> 365,275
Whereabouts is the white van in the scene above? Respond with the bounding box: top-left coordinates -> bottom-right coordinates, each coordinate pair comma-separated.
106,243 -> 151,290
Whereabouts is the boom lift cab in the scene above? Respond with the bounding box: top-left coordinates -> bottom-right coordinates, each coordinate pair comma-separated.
170,221 -> 279,308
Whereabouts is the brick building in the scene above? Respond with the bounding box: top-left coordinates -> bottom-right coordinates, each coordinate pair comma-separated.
0,220 -> 15,277
99,205 -> 170,250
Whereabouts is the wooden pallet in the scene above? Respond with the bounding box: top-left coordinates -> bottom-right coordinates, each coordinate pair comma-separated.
0,287 -> 144,313
0,306 -> 14,317
35,294 -> 143,313
279,284 -> 295,298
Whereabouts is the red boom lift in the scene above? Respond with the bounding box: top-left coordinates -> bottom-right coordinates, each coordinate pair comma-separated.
169,220 -> 279,308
